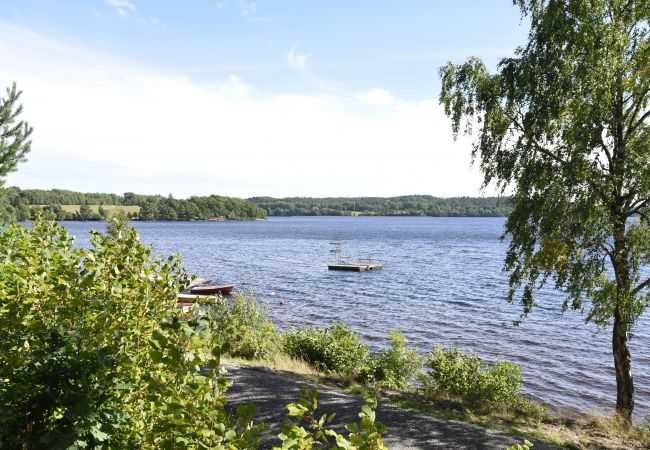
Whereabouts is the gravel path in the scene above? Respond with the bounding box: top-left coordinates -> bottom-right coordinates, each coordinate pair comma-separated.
224,364 -> 559,450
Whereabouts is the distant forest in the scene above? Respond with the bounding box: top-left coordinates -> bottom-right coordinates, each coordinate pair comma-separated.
1,187 -> 267,221
0,188 -> 509,221
248,195 -> 509,217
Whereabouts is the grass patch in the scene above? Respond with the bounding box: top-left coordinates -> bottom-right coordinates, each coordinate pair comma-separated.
389,398 -> 579,449
224,353 -> 319,377
388,398 -> 650,449
57,204 -> 141,214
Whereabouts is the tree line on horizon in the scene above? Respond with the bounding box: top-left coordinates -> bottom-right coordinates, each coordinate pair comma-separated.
0,187 -> 267,221
248,195 -> 510,217
0,188 -> 510,219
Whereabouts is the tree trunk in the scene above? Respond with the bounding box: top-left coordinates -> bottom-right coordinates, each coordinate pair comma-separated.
612,216 -> 634,425
612,309 -> 634,425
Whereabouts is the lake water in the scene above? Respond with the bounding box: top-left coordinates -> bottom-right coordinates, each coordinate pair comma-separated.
59,217 -> 649,419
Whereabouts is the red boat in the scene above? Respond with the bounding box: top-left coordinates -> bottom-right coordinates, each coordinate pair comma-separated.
189,284 -> 235,295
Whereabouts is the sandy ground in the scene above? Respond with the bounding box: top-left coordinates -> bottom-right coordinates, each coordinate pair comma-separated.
224,364 -> 559,450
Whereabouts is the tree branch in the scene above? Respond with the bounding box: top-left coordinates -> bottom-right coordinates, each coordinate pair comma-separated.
633,277 -> 650,295
512,119 -> 611,203
627,108 -> 650,138
599,242 -> 615,261
627,198 -> 650,217
623,85 -> 649,122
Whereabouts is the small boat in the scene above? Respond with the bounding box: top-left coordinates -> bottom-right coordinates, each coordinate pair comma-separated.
189,284 -> 235,295
176,301 -> 194,311
177,293 -> 202,302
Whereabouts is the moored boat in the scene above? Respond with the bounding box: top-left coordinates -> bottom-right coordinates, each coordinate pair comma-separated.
189,284 -> 235,295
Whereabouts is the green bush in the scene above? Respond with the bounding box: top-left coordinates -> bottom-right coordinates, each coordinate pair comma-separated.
358,330 -> 422,391
209,291 -> 280,360
505,440 -> 533,450
0,217 -> 260,448
283,323 -> 368,375
274,388 -> 386,450
421,346 -> 522,409
510,396 -> 548,422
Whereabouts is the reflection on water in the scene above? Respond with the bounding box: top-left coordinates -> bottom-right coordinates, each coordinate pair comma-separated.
60,217 -> 649,419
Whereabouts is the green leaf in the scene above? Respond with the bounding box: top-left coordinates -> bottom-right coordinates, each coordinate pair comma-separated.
150,350 -> 164,363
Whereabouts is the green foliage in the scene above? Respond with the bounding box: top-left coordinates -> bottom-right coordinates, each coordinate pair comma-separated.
1,187 -> 267,221
209,291 -> 281,360
283,323 -> 369,375
0,83 -> 31,184
249,195 -> 509,217
273,389 -> 386,450
357,330 -> 422,391
135,313 -> 262,449
77,203 -> 94,221
504,440 -> 533,450
107,208 -> 130,229
509,397 -> 548,422
421,346 -> 522,409
0,83 -> 32,222
439,0 -> 650,422
0,217 -> 260,448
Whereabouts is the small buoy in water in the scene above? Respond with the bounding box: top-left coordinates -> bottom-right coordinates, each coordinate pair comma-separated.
279,299 -> 286,305
271,291 -> 276,296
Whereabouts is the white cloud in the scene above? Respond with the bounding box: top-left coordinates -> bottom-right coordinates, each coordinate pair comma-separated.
0,21 -> 487,198
215,75 -> 253,96
286,47 -> 311,71
356,88 -> 394,105
105,0 -> 136,17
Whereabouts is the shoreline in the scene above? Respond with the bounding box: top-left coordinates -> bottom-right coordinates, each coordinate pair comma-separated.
223,357 -> 648,449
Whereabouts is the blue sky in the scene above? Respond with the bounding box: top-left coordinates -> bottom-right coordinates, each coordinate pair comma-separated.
0,1 -> 528,198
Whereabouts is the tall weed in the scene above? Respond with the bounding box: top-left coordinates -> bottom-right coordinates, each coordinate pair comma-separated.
283,323 -> 368,375
209,291 -> 280,360
358,330 -> 422,391
274,388 -> 386,450
421,346 -> 522,409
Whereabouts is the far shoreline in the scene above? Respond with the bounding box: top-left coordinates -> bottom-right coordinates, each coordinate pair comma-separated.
20,215 -> 508,223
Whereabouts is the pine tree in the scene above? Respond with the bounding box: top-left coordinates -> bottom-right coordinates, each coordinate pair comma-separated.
0,83 -> 32,186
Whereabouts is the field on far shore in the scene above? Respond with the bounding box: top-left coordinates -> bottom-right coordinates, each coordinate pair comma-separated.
57,205 -> 141,214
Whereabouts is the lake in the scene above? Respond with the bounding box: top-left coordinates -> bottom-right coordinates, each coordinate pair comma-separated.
59,217 -> 649,419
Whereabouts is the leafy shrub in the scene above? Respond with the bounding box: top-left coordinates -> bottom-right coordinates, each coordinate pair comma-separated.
420,346 -> 522,408
283,323 -> 368,375
509,396 -> 548,422
209,291 -> 280,360
274,388 -> 386,450
0,217 -> 260,448
358,330 -> 422,391
505,440 -> 533,450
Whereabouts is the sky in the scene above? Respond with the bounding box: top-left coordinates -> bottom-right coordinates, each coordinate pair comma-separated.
0,1 -> 529,199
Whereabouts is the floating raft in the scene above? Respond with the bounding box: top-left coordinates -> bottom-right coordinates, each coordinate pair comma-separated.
327,242 -> 382,271
328,262 -> 382,271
